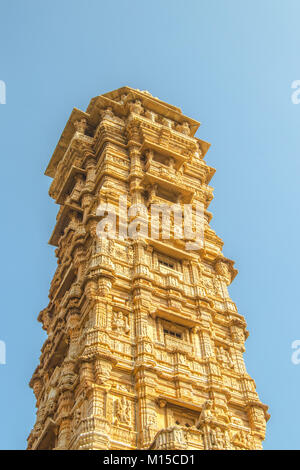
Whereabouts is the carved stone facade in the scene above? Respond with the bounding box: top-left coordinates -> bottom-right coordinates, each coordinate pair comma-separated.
28,87 -> 269,450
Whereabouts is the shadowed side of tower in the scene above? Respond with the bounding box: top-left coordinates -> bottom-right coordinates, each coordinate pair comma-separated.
27,87 -> 269,450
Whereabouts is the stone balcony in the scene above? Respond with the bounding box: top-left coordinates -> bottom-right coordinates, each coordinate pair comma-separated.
149,426 -> 188,450
133,113 -> 198,161
165,335 -> 193,355
143,160 -> 193,203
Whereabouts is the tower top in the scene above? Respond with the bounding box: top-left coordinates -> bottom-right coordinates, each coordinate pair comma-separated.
45,86 -> 205,178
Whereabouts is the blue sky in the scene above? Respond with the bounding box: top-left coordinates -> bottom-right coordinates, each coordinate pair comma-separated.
0,0 -> 299,450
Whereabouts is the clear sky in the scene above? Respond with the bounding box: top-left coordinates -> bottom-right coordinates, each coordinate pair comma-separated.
0,0 -> 299,450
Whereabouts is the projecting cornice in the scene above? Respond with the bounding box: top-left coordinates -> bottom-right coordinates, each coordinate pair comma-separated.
45,108 -> 90,178
91,86 -> 200,134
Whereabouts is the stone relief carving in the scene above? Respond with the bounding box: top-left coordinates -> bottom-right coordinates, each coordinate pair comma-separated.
74,118 -> 87,134
175,121 -> 190,136
101,107 -> 124,125
216,346 -> 234,369
215,260 -> 232,284
112,311 -> 130,334
95,358 -> 113,385
232,430 -> 252,448
196,399 -> 213,428
128,99 -> 144,115
113,397 -> 131,425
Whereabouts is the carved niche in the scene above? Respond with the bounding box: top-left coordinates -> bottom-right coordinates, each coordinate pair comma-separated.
112,311 -> 130,335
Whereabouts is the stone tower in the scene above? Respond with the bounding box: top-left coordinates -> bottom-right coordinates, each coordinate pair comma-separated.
28,87 -> 269,450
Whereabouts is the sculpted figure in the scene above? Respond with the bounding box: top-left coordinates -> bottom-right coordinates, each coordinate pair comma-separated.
209,428 -> 217,448
176,121 -> 190,136
224,430 -> 231,449
148,183 -> 158,202
168,157 -> 176,173
73,408 -> 81,429
74,118 -> 87,134
128,99 -> 144,115
215,260 -> 232,284
173,426 -> 186,445
112,311 -> 130,334
201,399 -> 213,420
32,378 -> 43,400
119,93 -> 127,104
101,107 -> 115,120
95,358 -> 112,384
233,327 -> 245,344
217,346 -> 234,369
101,107 -> 124,125
215,427 -> 224,449
115,396 -> 130,424
196,399 -> 214,428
